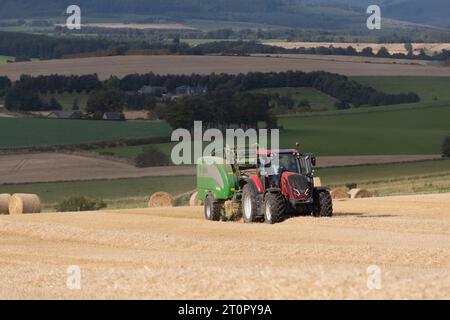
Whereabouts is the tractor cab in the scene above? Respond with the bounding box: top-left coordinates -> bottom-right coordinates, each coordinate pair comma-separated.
256,149 -> 315,177
254,149 -> 316,199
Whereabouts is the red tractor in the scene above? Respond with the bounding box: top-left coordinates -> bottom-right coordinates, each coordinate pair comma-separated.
240,149 -> 333,224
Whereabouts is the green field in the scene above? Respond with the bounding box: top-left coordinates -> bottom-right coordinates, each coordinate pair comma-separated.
98,142 -> 174,159
0,118 -> 171,149
279,104 -> 450,155
1,159 -> 449,211
0,55 -> 13,64
42,92 -> 90,111
3,77 -> 450,157
352,76 -> 450,104
249,87 -> 337,111
96,76 -> 450,158
275,77 -> 450,155
97,102 -> 450,159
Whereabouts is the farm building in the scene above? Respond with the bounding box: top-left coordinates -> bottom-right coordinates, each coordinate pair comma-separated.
138,86 -> 168,95
47,111 -> 83,120
175,85 -> 208,96
103,112 -> 125,121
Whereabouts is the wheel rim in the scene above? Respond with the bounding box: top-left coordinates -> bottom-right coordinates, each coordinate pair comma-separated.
243,196 -> 252,220
265,202 -> 272,222
206,203 -> 211,218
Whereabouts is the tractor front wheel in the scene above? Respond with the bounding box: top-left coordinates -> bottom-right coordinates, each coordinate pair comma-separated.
313,190 -> 333,217
263,192 -> 286,224
204,194 -> 221,221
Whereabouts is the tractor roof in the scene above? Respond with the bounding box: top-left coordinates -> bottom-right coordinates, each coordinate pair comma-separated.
256,149 -> 299,155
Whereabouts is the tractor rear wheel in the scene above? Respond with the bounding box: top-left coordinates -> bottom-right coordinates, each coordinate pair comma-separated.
242,182 -> 259,223
263,192 -> 286,224
204,194 -> 221,221
313,190 -> 333,217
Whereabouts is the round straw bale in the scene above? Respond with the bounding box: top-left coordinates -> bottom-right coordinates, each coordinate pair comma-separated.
313,177 -> 322,187
9,194 -> 42,215
0,194 -> 11,215
148,192 -> 173,208
330,188 -> 350,199
348,188 -> 373,199
189,192 -> 201,206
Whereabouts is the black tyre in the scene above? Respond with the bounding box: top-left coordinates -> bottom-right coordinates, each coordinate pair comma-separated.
313,190 -> 333,217
242,182 -> 259,223
263,192 -> 286,224
204,193 -> 221,221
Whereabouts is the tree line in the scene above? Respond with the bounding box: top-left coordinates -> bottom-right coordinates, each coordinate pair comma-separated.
161,91 -> 276,130
2,71 -> 420,113
116,70 -> 420,107
2,30 -> 450,62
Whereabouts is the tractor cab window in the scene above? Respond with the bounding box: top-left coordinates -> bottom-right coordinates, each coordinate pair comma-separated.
279,153 -> 300,174
259,153 -> 300,175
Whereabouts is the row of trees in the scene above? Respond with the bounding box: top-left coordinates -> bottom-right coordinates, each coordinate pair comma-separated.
0,76 -> 12,96
117,70 -> 420,107
3,29 -> 450,62
291,45 -> 450,61
4,84 -> 62,111
16,74 -> 102,94
3,71 -> 420,112
161,91 -> 276,130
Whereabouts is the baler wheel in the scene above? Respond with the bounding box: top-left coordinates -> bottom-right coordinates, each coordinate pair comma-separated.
204,194 -> 221,221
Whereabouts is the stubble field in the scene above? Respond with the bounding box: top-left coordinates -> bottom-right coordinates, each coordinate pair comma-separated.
0,193 -> 449,299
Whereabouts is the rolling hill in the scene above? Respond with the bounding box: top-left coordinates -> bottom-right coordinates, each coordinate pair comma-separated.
0,0 -> 382,30
1,0 -> 448,31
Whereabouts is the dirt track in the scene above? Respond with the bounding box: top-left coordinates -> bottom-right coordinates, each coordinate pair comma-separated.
0,152 -> 440,184
1,54 -> 450,81
0,193 -> 449,299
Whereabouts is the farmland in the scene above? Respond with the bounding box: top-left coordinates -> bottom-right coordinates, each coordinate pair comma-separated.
1,193 -> 449,299
1,54 -> 450,81
0,118 -> 171,149
280,103 -> 450,155
249,87 -> 337,111
278,76 -> 450,155
0,152 -> 440,184
353,76 -> 450,103
95,102 -> 450,158
0,55 -> 13,64
317,159 -> 450,196
93,76 -> 450,159
41,92 -> 90,111
263,41 -> 450,55
1,159 -> 449,210
0,175 -> 196,210
1,76 -> 449,158
56,23 -> 196,30
2,0 -> 450,302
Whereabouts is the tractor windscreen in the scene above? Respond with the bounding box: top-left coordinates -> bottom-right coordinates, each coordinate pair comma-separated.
260,153 -> 301,175
279,154 -> 301,173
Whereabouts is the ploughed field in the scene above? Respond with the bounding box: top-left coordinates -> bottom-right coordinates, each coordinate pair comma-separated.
0,193 -> 449,299
1,54 -> 450,81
